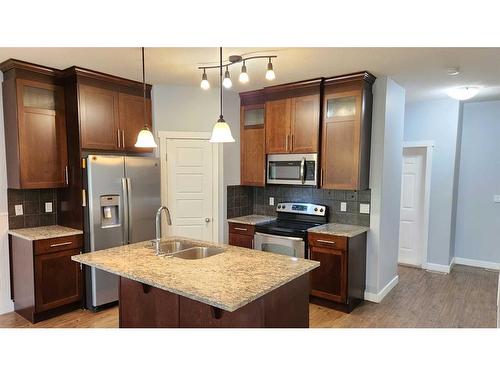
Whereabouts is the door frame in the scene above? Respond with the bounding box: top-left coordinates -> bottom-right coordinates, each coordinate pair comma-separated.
401,141 -> 434,269
158,131 -> 222,242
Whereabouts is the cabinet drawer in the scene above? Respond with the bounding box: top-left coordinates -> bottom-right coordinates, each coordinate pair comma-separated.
308,233 -> 347,251
228,223 -> 255,236
34,235 -> 83,255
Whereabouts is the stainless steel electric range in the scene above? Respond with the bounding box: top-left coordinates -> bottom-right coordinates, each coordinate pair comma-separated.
254,202 -> 327,259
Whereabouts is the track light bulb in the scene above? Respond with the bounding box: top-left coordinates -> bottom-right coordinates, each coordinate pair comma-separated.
266,59 -> 275,80
200,70 -> 210,90
223,67 -> 232,89
239,63 -> 249,83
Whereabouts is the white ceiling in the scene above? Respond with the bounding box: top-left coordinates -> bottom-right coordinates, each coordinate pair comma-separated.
1,47 -> 499,102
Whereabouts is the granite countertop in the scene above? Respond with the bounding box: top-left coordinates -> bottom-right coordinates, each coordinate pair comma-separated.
227,214 -> 276,225
72,237 -> 319,312
307,223 -> 369,238
8,225 -> 83,241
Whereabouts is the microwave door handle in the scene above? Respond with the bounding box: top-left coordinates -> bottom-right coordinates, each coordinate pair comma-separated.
300,157 -> 306,184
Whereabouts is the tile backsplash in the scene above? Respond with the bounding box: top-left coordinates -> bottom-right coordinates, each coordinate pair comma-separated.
7,189 -> 58,229
227,185 -> 371,227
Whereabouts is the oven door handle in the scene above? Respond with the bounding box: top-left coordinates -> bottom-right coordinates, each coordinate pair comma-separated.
255,232 -> 304,242
300,157 -> 306,184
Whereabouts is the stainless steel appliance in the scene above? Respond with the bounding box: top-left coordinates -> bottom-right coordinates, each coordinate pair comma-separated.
267,153 -> 318,186
254,202 -> 327,258
86,155 -> 161,309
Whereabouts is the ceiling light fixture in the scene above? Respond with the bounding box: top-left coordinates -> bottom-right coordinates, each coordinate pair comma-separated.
134,47 -> 158,148
198,51 -> 277,89
223,66 -> 232,89
447,67 -> 460,76
209,47 -> 235,143
239,62 -> 249,83
265,58 -> 276,81
447,86 -> 480,101
200,68 -> 210,90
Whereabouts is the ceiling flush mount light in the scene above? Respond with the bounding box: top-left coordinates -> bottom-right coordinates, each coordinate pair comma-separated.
135,47 -> 157,148
209,47 -> 235,143
265,58 -> 275,80
200,69 -> 210,90
447,86 -> 480,101
223,66 -> 232,89
447,67 -> 460,76
198,51 -> 277,89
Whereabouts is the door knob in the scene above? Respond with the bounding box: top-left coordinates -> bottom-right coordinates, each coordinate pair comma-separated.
205,218 -> 211,223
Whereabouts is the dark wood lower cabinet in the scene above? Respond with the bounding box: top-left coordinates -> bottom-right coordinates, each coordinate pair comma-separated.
119,273 -> 310,328
228,233 -> 254,249
228,222 -> 255,249
308,232 -> 367,312
10,234 -> 83,323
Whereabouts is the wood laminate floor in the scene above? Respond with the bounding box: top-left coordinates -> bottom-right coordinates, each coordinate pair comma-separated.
0,265 -> 497,328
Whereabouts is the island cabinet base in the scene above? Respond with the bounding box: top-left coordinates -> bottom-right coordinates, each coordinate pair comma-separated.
119,274 -> 310,328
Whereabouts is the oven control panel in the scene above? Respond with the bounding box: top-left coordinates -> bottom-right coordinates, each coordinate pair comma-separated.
276,202 -> 327,217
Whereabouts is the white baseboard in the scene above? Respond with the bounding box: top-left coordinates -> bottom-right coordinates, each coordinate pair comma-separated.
364,275 -> 399,303
425,262 -> 453,274
454,257 -> 500,271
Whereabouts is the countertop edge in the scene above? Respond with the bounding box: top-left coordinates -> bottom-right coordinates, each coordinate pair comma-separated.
8,227 -> 84,241
71,255 -> 319,312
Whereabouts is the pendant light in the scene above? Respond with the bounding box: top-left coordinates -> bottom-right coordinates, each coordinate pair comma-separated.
209,47 -> 235,143
135,47 -> 158,148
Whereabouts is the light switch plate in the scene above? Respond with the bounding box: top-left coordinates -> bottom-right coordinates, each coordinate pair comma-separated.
269,197 -> 274,206
494,195 -> 500,203
15,204 -> 23,216
360,203 -> 370,214
45,202 -> 53,213
340,202 -> 347,212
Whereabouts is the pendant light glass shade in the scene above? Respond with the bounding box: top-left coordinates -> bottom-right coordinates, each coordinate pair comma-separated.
209,117 -> 235,143
200,69 -> 210,90
134,47 -> 157,148
135,126 -> 158,148
209,47 -> 235,144
222,67 -> 232,88
239,63 -> 249,83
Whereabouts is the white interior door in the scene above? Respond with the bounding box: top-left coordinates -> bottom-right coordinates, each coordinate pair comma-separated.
398,148 -> 425,266
166,138 -> 214,241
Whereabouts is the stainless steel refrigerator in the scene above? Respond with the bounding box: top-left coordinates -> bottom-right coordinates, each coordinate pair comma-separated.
85,155 -> 161,309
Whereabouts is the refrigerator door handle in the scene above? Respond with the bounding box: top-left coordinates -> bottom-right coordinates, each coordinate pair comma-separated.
126,177 -> 132,244
121,177 -> 130,245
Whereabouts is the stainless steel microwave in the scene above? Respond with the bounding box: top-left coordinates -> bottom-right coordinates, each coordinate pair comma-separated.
267,153 -> 318,186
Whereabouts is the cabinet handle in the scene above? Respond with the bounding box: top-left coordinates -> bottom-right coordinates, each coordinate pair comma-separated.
121,130 -> 125,149
291,134 -> 294,150
234,227 -> 248,231
317,239 -> 336,245
320,169 -> 324,186
50,241 -> 72,248
117,129 -> 121,148
64,166 -> 69,185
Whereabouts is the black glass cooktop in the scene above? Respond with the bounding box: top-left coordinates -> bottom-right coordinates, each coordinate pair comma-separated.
255,219 -> 323,238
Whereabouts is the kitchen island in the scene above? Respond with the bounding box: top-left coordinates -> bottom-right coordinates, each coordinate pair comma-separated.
72,237 -> 319,328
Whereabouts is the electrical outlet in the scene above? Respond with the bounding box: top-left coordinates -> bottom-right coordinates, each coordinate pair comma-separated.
15,204 -> 23,216
494,195 -> 500,203
45,202 -> 53,213
340,202 -> 347,212
269,197 -> 275,206
360,203 -> 370,214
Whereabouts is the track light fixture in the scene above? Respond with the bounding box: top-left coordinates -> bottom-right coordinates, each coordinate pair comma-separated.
200,68 -> 210,90
223,66 -> 232,88
198,52 -> 277,89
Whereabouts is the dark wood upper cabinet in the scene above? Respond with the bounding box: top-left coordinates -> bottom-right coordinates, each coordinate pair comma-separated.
118,93 -> 153,153
290,94 -> 320,153
264,79 -> 321,155
240,90 -> 266,186
79,84 -> 120,151
320,72 -> 375,190
1,60 -> 68,189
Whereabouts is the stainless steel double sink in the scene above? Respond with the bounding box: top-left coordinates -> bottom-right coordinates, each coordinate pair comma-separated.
150,240 -> 225,260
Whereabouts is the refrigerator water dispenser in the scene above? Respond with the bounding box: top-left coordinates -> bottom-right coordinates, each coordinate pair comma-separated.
100,195 -> 120,228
